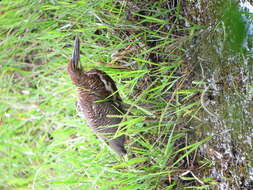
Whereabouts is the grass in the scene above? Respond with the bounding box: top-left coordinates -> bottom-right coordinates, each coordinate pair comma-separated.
0,0 -> 214,189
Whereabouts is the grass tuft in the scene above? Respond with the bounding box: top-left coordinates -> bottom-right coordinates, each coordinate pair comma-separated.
0,0 -> 212,189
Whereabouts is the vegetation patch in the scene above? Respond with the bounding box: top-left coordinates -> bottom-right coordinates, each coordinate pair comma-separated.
3,0 -> 248,189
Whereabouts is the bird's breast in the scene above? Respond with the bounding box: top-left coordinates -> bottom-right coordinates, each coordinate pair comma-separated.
77,94 -> 123,128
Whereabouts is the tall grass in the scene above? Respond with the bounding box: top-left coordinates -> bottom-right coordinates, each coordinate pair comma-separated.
0,0 -> 212,189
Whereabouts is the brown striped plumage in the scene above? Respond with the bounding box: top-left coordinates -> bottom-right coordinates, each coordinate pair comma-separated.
67,37 -> 126,155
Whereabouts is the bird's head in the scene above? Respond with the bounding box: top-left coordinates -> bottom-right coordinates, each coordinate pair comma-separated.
68,37 -> 120,100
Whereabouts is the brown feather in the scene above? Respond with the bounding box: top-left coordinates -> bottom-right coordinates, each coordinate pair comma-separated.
67,37 -> 126,155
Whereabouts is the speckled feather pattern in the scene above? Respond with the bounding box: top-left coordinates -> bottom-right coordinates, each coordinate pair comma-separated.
67,37 -> 126,155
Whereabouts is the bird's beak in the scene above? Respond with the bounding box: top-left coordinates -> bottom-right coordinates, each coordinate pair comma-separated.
71,36 -> 80,69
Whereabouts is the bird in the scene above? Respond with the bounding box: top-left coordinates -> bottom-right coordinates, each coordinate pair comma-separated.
67,37 -> 127,155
